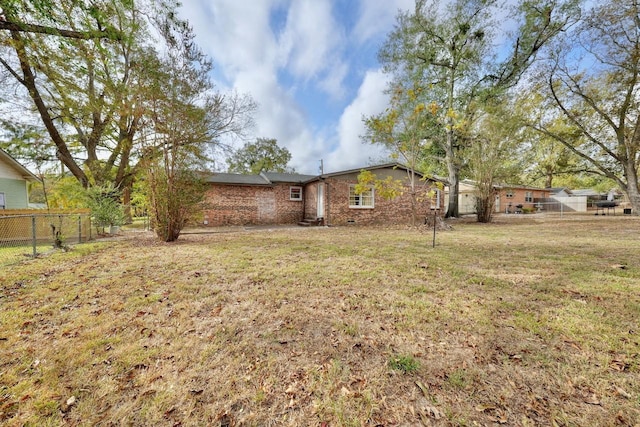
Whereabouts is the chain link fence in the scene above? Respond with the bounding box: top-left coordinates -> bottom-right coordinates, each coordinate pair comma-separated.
0,212 -> 92,267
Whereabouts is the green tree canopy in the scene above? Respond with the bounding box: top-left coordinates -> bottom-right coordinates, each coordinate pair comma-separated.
376,0 -> 579,217
227,138 -> 293,174
0,0 -> 254,193
524,0 -> 640,214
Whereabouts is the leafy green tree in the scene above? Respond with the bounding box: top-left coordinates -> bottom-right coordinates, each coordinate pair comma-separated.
512,101 -> 594,189
86,184 -> 125,233
227,138 -> 293,174
0,0 -> 254,193
377,0 -> 578,218
142,15 -> 222,242
467,99 -> 524,222
0,0 -> 122,40
363,83 -> 441,224
1,0 -> 145,187
525,1 -> 640,214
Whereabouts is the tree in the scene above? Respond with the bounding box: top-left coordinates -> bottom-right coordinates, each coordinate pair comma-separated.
363,83 -> 440,225
0,0 -> 148,188
0,0 -> 254,194
86,183 -> 125,234
377,0 -> 578,218
1,0 -> 254,231
227,138 -> 293,174
512,101 -> 595,189
142,14 -> 225,242
467,99 -> 524,222
525,1 -> 640,214
0,0 -> 123,40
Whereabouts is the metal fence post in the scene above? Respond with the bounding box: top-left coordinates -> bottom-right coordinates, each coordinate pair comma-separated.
78,215 -> 82,243
31,215 -> 37,257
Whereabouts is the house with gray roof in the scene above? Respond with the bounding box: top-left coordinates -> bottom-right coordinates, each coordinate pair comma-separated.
202,163 -> 444,226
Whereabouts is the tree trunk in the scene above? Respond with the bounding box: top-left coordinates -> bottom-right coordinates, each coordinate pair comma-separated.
10,30 -> 89,187
445,148 -> 459,218
624,163 -> 640,216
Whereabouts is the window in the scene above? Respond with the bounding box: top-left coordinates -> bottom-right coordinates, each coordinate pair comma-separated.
525,191 -> 533,203
0,192 -> 5,209
349,185 -> 374,208
289,186 -> 302,201
505,190 -> 514,198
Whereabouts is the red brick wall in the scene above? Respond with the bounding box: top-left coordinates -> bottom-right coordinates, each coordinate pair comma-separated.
202,183 -> 304,226
323,177 -> 439,226
498,188 -> 550,212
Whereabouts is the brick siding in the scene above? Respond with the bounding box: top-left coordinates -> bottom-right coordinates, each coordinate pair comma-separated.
320,177 -> 439,226
202,183 -> 304,226
498,188 -> 550,212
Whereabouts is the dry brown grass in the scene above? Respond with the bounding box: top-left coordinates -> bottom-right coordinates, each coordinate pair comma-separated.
1,216 -> 639,426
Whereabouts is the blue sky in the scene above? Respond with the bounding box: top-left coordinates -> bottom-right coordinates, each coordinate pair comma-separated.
179,0 -> 416,174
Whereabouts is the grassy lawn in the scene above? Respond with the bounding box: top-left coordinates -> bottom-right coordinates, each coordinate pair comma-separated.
1,216 -> 639,426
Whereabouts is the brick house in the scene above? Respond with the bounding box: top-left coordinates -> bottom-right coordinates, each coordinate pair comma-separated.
202,163 -> 444,226
495,184 -> 551,213
448,180 -> 551,214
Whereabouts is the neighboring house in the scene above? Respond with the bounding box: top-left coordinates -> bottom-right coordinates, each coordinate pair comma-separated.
0,148 -> 40,210
455,180 -> 482,215
496,184 -> 551,213
549,187 -> 572,198
449,181 -> 551,214
547,188 -> 587,212
202,163 -> 444,226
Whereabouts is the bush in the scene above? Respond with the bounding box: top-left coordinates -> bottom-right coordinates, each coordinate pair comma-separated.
86,185 -> 125,233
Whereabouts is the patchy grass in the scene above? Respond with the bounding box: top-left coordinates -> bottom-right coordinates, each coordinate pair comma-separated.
1,216 -> 640,426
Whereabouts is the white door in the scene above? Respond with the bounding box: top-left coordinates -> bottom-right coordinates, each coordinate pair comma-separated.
317,183 -> 324,218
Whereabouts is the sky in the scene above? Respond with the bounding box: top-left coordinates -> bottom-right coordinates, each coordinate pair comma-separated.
179,0 -> 416,175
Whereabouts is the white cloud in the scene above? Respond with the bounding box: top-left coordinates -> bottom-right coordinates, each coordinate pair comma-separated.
179,1 -> 401,175
183,0 -> 279,79
353,0 -> 414,45
325,69 -> 391,172
278,0 -> 349,100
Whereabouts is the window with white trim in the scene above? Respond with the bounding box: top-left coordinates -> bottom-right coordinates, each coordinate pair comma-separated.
349,185 -> 374,208
0,192 -> 5,209
525,191 -> 533,203
289,186 -> 302,201
505,190 -> 514,198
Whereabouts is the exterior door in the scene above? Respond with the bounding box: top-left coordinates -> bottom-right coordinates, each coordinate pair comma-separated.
317,183 -> 324,218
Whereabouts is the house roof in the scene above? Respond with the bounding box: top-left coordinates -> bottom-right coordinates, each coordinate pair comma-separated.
311,162 -> 445,183
261,171 -> 316,184
205,171 -> 316,186
206,173 -> 270,185
570,189 -> 603,197
454,179 -> 549,192
494,183 -> 550,191
549,187 -> 572,195
0,148 -> 40,182
206,163 -> 443,186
